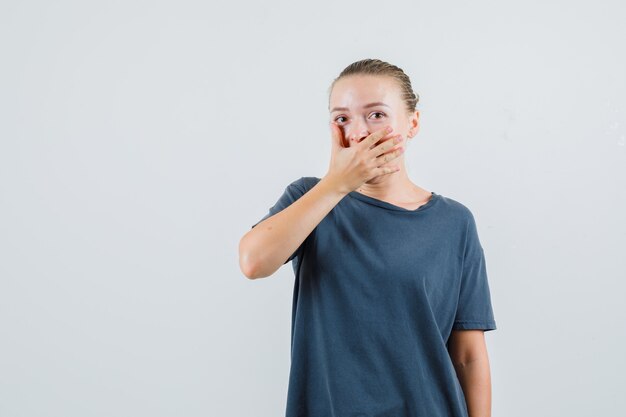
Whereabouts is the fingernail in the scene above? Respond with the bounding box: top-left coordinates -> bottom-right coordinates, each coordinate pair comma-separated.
386,126 -> 393,132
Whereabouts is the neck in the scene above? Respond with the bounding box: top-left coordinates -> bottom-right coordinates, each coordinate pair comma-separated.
356,167 -> 417,199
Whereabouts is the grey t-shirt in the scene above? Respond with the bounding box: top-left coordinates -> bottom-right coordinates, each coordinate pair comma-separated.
251,176 -> 497,417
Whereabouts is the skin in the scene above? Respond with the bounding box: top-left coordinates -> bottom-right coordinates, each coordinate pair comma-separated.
330,75 -> 494,416
448,330 -> 493,417
240,120 -> 405,279
241,73 -> 493,415
328,74 -> 432,209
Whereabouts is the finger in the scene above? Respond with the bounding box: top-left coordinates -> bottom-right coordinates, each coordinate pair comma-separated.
360,125 -> 393,150
329,121 -> 346,149
370,134 -> 403,156
375,144 -> 405,165
374,165 -> 401,177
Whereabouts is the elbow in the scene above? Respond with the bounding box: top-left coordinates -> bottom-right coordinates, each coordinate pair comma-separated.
239,258 -> 256,280
239,234 -> 269,280
239,238 -> 258,279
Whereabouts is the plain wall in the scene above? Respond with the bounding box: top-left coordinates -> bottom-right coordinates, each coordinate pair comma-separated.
1,0 -> 625,416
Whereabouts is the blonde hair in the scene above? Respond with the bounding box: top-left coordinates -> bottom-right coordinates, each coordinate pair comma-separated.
328,58 -> 419,115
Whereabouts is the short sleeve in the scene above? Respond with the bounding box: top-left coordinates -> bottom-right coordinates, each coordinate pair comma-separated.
251,177 -> 309,265
452,211 -> 497,331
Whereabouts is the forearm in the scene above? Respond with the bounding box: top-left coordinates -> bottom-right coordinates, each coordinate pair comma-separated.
453,355 -> 492,417
240,175 -> 347,279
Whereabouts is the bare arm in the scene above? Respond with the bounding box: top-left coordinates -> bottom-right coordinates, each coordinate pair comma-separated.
239,122 -> 403,280
447,329 -> 493,417
238,176 -> 347,279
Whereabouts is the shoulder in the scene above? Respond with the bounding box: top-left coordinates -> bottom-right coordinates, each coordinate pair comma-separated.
436,194 -> 486,251
433,193 -> 477,225
287,176 -> 322,193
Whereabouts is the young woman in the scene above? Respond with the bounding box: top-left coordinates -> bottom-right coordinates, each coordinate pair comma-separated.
239,58 -> 497,417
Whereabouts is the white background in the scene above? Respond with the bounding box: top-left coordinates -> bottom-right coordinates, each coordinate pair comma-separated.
1,0 -> 625,416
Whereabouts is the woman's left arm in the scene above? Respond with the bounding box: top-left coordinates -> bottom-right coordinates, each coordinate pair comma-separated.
447,329 -> 492,417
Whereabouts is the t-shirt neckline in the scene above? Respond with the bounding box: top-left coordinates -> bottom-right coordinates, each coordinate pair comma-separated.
347,190 -> 440,213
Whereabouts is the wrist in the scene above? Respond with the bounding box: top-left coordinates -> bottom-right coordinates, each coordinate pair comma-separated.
319,175 -> 351,198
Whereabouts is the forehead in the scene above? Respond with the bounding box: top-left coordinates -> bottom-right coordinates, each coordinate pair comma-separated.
329,75 -> 400,109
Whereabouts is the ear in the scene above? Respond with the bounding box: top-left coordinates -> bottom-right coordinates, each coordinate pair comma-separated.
407,110 -> 420,139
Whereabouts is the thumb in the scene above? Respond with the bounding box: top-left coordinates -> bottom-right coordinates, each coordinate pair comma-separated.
329,121 -> 346,149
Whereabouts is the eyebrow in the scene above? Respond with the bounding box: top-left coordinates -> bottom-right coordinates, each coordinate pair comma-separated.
330,102 -> 390,113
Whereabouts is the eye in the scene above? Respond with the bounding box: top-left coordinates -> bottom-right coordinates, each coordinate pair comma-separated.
335,116 -> 347,123
370,111 -> 386,119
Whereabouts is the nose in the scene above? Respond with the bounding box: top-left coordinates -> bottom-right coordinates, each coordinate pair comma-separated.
346,125 -> 370,145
